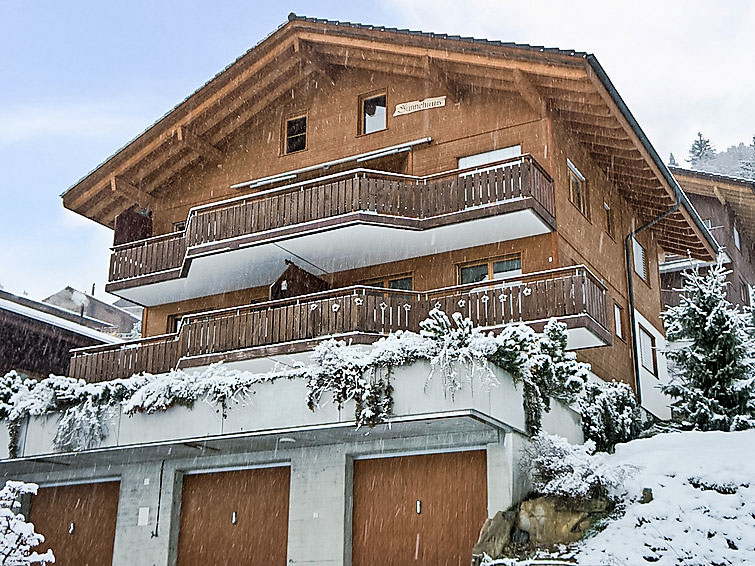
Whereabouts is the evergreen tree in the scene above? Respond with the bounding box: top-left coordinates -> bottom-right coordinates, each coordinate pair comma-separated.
668,153 -> 678,167
662,259 -> 755,431
741,135 -> 755,179
687,132 -> 715,167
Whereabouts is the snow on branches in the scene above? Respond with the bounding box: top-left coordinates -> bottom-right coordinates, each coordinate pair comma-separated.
0,481 -> 54,565
580,380 -> 643,453
0,309 -> 589,454
662,259 -> 755,431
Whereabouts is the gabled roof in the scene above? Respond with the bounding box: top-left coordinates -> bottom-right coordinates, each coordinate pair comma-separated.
61,13 -> 717,260
671,166 -> 755,240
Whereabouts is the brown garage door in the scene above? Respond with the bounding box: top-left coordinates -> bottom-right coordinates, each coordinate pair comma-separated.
28,480 -> 120,566
353,450 -> 487,566
176,466 -> 290,566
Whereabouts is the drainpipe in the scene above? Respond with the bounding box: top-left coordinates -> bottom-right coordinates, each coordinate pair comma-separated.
624,197 -> 680,405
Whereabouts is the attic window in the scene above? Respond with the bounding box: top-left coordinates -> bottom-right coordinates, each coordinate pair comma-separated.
567,159 -> 588,218
285,115 -> 307,154
633,238 -> 648,282
361,93 -> 386,135
734,224 -> 742,251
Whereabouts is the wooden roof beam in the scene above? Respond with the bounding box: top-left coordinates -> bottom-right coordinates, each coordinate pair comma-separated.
425,56 -> 462,103
295,40 -> 338,85
176,126 -> 224,165
110,176 -> 157,210
513,69 -> 547,117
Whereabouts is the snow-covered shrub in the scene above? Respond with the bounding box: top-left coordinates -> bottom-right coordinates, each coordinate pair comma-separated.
662,259 -> 755,431
580,380 -> 642,452
522,433 -> 635,499
0,481 -> 54,565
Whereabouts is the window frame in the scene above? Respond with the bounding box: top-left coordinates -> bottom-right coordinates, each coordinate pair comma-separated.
283,113 -> 308,155
361,273 -> 414,291
603,201 -> 613,238
457,254 -> 523,285
734,224 -> 742,251
567,158 -> 589,218
740,279 -> 750,305
614,302 -> 624,341
638,324 -> 657,376
359,91 -> 387,136
172,220 -> 187,232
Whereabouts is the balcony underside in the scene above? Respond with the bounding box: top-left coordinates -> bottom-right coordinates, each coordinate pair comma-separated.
107,201 -> 554,306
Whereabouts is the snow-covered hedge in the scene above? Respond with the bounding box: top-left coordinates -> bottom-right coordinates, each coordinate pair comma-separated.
522,433 -> 635,499
0,310 -> 589,455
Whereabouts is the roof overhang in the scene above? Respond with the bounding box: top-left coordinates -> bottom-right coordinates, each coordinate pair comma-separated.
61,14 -> 717,260
671,166 -> 755,242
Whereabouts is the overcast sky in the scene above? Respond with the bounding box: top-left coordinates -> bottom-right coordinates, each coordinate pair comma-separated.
1,1 -> 753,302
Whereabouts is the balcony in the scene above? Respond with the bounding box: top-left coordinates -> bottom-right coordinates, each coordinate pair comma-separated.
106,155 -> 556,306
70,266 -> 610,382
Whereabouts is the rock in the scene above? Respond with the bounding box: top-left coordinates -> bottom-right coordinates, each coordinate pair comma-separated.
472,510 -> 517,560
510,528 -> 530,545
640,487 -> 654,504
517,495 -> 611,545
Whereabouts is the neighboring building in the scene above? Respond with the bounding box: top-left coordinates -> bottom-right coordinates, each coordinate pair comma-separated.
0,289 -> 120,378
662,168 -> 755,307
1,16 -> 717,566
43,286 -> 140,336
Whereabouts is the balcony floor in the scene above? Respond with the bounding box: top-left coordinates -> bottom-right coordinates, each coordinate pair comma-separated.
109,203 -> 553,306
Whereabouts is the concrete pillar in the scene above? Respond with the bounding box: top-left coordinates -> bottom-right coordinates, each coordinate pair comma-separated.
111,461 -> 177,566
486,431 -> 529,516
286,445 -> 352,566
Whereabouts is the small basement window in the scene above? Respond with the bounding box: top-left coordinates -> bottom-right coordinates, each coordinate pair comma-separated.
633,237 -> 648,282
285,115 -> 307,154
361,93 -> 387,135
638,325 -> 657,376
567,158 -> 588,217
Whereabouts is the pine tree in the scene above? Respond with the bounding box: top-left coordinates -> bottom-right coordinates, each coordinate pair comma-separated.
687,132 -> 715,167
741,135 -> 755,180
662,259 -> 755,431
668,153 -> 678,167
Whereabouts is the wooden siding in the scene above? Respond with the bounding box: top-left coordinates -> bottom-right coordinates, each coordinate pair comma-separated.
352,451 -> 487,566
69,265 -> 608,382
28,481 -> 120,566
176,467 -> 290,566
107,157 -> 554,284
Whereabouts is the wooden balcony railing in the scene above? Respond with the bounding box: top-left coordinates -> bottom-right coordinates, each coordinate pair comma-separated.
108,155 -> 554,283
70,266 -> 607,382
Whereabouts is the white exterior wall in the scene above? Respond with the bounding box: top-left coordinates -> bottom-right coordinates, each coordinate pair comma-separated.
634,309 -> 673,420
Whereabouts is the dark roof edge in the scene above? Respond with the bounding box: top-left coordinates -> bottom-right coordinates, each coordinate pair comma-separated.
669,166 -> 755,190
585,55 -> 720,257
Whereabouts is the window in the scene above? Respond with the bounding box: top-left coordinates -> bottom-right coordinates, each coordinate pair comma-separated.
632,237 -> 648,282
459,256 -> 522,284
458,145 -> 522,175
740,280 -> 751,305
361,93 -> 386,134
567,158 -> 588,217
285,115 -> 307,154
173,220 -> 186,232
703,218 -> 712,229
638,325 -> 657,376
734,224 -> 742,251
604,202 -> 613,237
614,303 -> 624,340
363,275 -> 413,291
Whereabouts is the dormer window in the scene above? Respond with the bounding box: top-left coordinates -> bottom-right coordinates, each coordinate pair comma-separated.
285,115 -> 307,154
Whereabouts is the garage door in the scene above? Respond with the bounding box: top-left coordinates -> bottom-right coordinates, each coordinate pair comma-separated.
28,480 -> 120,566
353,450 -> 487,566
176,466 -> 290,566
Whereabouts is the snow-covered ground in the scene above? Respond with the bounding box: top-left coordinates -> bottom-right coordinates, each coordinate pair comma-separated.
576,430 -> 755,565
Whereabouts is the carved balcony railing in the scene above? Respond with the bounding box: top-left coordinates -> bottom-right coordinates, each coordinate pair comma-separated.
70,265 -> 608,382
107,155 -> 555,284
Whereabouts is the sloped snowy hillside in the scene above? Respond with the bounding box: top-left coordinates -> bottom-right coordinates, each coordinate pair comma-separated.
576,430 -> 755,565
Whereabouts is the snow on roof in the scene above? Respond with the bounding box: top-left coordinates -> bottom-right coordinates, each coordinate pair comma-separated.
0,296 -> 121,344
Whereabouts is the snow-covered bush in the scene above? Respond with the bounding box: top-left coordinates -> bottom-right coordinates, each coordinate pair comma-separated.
522,433 -> 635,499
580,380 -> 642,452
0,481 -> 54,565
662,259 -> 755,431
